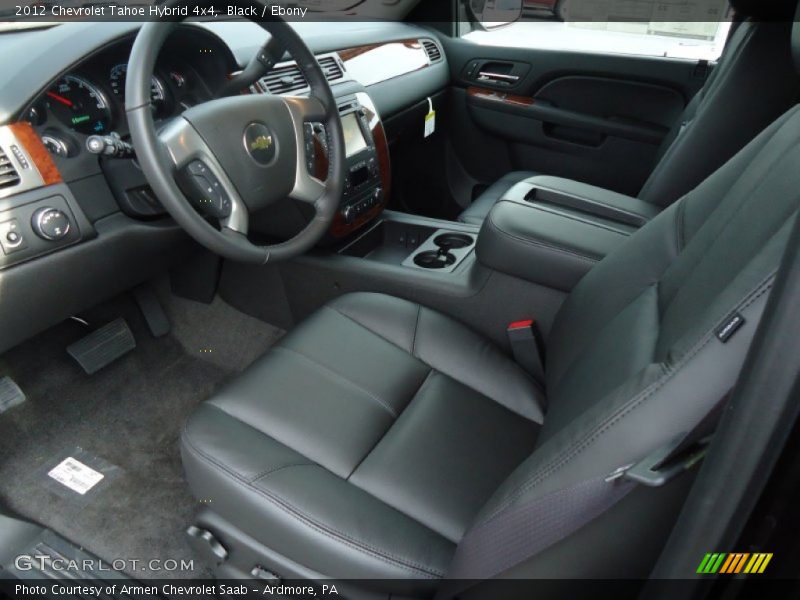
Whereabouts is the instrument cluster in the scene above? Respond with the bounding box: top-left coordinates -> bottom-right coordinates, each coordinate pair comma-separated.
23,35 -> 228,159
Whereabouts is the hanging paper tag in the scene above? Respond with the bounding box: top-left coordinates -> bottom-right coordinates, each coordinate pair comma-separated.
424,97 -> 436,138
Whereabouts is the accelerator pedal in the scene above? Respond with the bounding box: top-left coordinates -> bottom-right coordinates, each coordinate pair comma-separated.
0,376 -> 25,414
67,318 -> 136,375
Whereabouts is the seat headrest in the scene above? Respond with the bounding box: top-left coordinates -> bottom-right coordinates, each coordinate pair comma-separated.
731,0 -> 800,76
729,0 -> 797,20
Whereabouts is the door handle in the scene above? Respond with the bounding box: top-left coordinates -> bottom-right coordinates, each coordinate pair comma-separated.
477,72 -> 520,85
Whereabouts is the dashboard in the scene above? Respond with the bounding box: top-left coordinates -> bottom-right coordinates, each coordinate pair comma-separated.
0,20 -> 448,353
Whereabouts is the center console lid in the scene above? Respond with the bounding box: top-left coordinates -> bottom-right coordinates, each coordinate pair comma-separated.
509,175 -> 660,227
476,175 -> 660,291
476,197 -> 635,292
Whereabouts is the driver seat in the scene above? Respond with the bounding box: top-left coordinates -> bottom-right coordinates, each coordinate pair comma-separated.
181,67 -> 800,600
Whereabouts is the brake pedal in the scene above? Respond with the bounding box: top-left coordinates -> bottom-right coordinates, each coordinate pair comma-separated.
0,377 -> 25,413
67,318 -> 136,375
133,284 -> 171,338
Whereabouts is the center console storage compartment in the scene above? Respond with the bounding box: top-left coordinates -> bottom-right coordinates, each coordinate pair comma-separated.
505,175 -> 661,227
339,216 -> 477,273
477,198 -> 633,291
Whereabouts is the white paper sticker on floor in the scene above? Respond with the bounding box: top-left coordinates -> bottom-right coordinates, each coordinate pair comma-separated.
48,457 -> 105,495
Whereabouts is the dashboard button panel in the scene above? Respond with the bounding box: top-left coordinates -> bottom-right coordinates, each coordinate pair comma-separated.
0,193 -> 81,269
0,219 -> 26,255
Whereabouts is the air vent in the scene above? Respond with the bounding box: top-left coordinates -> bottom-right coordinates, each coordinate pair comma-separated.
258,56 -> 345,95
260,64 -> 308,95
318,56 -> 344,82
422,39 -> 442,63
0,147 -> 21,191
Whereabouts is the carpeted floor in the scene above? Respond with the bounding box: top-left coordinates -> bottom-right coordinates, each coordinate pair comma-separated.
0,289 -> 283,579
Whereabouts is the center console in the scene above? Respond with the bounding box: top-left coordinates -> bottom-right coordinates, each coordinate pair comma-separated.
305,92 -> 391,239
475,175 -> 658,291
332,169 -> 661,290
340,218 -> 477,274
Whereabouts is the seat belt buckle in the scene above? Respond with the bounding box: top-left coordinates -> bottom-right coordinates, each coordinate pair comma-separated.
622,434 -> 711,487
507,319 -> 545,383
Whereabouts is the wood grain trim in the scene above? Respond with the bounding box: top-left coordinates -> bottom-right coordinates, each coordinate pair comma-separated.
8,122 -> 62,186
373,120 -> 391,200
338,39 -> 430,87
467,86 -> 534,107
338,38 -> 424,61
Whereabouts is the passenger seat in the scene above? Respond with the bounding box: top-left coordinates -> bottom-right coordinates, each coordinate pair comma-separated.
458,0 -> 799,225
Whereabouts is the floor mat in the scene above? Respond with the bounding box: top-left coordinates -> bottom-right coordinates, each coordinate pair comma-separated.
0,291 -> 283,579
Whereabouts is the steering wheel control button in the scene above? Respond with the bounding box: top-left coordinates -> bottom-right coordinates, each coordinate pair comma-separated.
243,122 -> 277,166
0,219 -> 26,255
187,160 -> 211,177
181,161 -> 232,219
31,208 -> 71,241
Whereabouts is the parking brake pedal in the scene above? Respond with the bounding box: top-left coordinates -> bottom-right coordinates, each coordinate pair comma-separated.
0,377 -> 26,414
67,318 -> 136,375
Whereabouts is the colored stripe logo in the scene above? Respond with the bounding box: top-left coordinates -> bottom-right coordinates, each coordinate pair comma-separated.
697,552 -> 773,574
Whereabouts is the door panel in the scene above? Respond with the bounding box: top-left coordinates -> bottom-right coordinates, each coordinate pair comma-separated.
442,38 -> 708,197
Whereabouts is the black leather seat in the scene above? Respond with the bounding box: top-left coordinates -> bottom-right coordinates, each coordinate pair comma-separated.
184,110 -> 800,593
182,294 -> 544,586
458,0 -> 799,226
182,12 -> 800,594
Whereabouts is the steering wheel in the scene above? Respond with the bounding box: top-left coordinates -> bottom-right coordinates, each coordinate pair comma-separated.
125,12 -> 345,263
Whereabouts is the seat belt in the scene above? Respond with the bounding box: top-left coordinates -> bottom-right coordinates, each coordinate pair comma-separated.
506,320 -> 546,383
437,395 -> 728,599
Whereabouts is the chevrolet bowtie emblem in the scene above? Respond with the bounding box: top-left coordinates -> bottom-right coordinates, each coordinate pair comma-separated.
250,135 -> 273,151
243,122 -> 277,165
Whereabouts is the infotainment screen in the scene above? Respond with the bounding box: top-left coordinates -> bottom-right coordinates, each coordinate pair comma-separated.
342,112 -> 368,157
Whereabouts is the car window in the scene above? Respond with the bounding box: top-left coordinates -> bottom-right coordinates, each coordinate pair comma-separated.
464,0 -> 733,62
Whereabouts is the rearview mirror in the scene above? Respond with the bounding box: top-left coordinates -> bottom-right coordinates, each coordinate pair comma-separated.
468,0 -> 523,29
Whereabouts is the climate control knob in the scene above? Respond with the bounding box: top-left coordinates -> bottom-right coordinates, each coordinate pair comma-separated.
32,207 -> 71,241
342,205 -> 355,224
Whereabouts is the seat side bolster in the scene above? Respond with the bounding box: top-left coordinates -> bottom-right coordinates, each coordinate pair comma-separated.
475,272 -> 774,528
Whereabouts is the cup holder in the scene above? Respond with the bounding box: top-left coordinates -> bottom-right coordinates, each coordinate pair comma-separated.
413,250 -> 456,269
403,230 -> 475,272
433,233 -> 474,250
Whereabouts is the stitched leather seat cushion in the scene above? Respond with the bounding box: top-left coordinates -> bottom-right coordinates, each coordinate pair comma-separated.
181,292 -> 542,590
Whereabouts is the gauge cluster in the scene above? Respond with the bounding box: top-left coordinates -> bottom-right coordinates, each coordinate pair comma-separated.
23,32 -> 230,163
45,75 -> 112,136
28,60 -> 201,159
